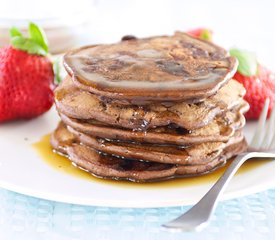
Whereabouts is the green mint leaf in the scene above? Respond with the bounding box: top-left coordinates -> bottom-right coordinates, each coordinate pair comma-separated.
53,58 -> 62,85
229,48 -> 257,76
11,36 -> 47,56
28,22 -> 48,53
10,27 -> 22,38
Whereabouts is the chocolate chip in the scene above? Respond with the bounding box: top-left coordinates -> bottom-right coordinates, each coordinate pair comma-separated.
192,48 -> 209,58
121,35 -> 137,41
209,51 -> 224,60
108,60 -> 129,70
167,123 -> 191,135
156,60 -> 189,76
181,42 -> 194,49
82,66 -> 98,72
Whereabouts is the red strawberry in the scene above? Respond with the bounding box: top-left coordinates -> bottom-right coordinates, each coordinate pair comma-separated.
230,48 -> 275,119
187,28 -> 213,41
0,22 -> 55,122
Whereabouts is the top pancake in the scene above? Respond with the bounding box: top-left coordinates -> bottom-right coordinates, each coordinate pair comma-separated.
64,32 -> 237,103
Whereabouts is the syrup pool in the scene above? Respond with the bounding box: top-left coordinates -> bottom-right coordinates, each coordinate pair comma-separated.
32,134 -> 269,189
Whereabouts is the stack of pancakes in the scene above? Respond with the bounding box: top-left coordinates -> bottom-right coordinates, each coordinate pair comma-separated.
51,32 -> 249,182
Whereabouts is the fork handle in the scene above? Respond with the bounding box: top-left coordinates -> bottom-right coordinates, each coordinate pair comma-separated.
163,152 -> 275,231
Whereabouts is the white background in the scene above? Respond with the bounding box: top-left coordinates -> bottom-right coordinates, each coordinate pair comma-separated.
0,0 -> 275,68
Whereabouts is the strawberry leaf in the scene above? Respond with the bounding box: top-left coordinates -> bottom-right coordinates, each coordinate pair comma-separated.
10,22 -> 48,56
11,36 -> 47,56
10,27 -> 22,38
53,58 -> 62,85
199,29 -> 212,41
28,22 -> 48,53
229,48 -> 257,76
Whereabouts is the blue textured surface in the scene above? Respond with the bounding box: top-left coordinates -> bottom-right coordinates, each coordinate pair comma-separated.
1,188 -> 275,240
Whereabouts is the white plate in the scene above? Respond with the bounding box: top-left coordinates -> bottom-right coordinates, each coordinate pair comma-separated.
0,108 -> 274,208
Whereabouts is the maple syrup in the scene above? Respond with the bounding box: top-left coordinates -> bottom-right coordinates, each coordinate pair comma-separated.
32,134 -> 269,189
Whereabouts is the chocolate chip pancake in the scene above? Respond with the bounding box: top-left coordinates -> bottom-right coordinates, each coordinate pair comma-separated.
55,77 -> 246,130
64,32 -> 237,104
60,102 -> 247,145
67,125 -> 244,165
67,125 -> 224,165
51,122 -> 247,182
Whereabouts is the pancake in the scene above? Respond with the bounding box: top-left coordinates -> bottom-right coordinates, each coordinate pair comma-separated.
59,102 -> 247,145
55,77 -> 246,130
67,125 -> 224,165
64,32 -> 237,104
67,124 -> 244,165
50,122 -> 247,182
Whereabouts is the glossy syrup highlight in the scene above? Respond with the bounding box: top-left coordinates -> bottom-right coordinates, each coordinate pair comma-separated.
32,134 -> 269,189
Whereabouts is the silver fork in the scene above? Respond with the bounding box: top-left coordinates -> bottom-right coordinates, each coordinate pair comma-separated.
163,99 -> 275,232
